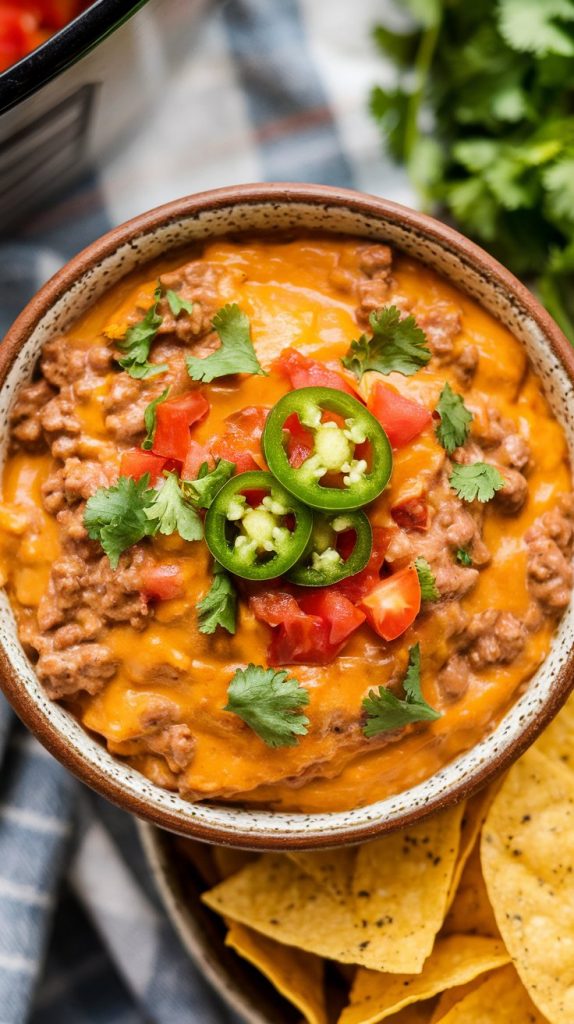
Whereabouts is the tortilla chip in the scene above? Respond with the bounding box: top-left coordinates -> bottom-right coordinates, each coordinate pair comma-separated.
203,853 -> 440,972
352,803 -> 465,973
287,848 -> 356,899
383,1004 -> 435,1024
437,965 -> 548,1022
429,978 -> 486,1022
481,747 -> 574,1023
445,784 -> 499,913
212,846 -> 256,880
534,692 -> 574,774
337,935 -> 509,1024
226,919 -> 327,1024
441,843 -> 500,938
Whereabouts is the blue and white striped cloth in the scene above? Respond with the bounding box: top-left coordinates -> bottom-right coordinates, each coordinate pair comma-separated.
0,2 -> 412,1020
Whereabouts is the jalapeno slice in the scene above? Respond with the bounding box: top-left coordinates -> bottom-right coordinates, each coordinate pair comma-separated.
204,470 -> 313,581
263,386 -> 392,511
287,510 -> 372,587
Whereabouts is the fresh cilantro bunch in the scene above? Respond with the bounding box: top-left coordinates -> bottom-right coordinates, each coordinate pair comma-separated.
371,0 -> 574,340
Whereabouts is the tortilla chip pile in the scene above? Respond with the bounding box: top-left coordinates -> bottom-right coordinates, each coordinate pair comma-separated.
181,693 -> 574,1023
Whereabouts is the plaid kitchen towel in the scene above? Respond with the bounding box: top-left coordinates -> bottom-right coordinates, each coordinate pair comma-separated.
0,1 -> 413,1021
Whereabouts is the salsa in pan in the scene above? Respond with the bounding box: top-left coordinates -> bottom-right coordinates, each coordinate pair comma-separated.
1,236 -> 572,812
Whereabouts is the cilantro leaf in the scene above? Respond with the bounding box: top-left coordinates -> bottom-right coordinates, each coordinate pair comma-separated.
145,472 -> 203,542
116,286 -> 168,380
183,459 -> 236,509
342,306 -> 431,380
224,664 -> 310,748
450,462 -> 505,503
414,557 -> 439,600
166,289 -> 194,317
369,1 -> 574,344
362,644 -> 440,737
369,85 -> 411,160
456,547 -> 473,567
435,382 -> 473,454
142,387 -> 169,450
186,304 -> 266,383
84,475 -> 155,569
197,562 -> 238,635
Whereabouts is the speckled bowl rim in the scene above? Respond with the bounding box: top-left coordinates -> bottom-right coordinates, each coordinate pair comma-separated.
1,182 -> 574,850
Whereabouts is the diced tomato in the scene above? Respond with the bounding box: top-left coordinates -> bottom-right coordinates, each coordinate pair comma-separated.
209,405 -> 268,473
140,563 -> 184,601
332,525 -> 393,603
120,449 -> 167,484
358,565 -> 421,642
181,439 -> 213,481
284,412 -> 314,468
210,437 -> 261,474
250,591 -> 304,629
152,391 -> 209,462
274,347 -> 356,396
298,590 -> 365,646
368,381 -> 431,449
224,406 -> 269,441
250,587 -> 364,665
391,495 -> 430,531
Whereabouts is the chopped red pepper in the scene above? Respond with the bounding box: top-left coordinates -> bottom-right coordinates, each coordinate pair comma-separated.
274,347 -> 356,396
120,449 -> 167,485
152,391 -> 209,462
368,381 -> 431,449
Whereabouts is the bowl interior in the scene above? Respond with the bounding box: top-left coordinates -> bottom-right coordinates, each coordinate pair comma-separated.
1,186 -> 574,848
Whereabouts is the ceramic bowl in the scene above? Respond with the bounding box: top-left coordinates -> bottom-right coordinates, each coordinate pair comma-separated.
1,183 -> 574,849
138,821 -> 288,1024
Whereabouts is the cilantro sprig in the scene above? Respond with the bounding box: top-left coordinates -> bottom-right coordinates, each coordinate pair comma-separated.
362,643 -> 440,737
370,0 -> 574,342
450,462 -> 505,503
183,459 -> 236,509
144,472 -> 203,541
224,664 -> 310,748
84,475 -> 156,569
197,562 -> 238,635
414,557 -> 439,600
116,286 -> 167,380
342,306 -> 431,380
186,304 -> 267,383
435,382 -> 473,454
84,471 -> 203,566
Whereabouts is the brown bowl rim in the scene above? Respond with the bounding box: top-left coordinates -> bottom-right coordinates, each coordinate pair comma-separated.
1,181 -> 574,849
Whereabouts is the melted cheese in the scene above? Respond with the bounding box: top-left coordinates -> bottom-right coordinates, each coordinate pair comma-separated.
0,237 -> 570,812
